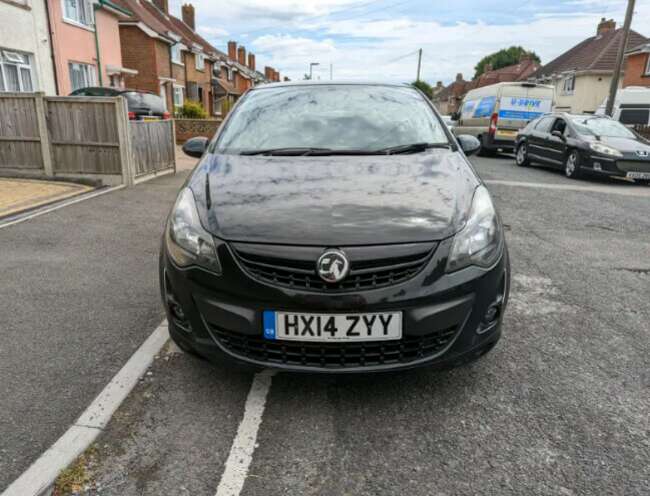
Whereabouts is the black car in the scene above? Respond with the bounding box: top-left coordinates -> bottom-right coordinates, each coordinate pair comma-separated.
160,82 -> 510,373
69,87 -> 170,121
515,113 -> 650,182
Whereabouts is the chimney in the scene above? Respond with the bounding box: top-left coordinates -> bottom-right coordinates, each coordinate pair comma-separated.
247,53 -> 256,71
181,4 -> 195,30
264,66 -> 273,80
436,81 -> 443,88
237,46 -> 246,66
597,17 -> 616,36
228,41 -> 237,60
152,0 -> 168,14
455,73 -> 463,82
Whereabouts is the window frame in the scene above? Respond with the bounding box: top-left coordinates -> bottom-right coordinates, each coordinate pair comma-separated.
645,54 -> 650,76
171,44 -> 183,65
562,74 -> 575,95
68,61 -> 96,91
195,52 -> 204,71
173,84 -> 184,108
0,50 -> 35,92
61,0 -> 95,28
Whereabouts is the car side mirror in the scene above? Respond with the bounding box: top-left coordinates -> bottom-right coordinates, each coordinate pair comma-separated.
182,137 -> 209,158
450,111 -> 460,121
551,130 -> 566,141
456,134 -> 481,156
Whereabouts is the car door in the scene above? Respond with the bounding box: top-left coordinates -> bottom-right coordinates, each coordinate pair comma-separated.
527,116 -> 555,163
547,117 -> 569,167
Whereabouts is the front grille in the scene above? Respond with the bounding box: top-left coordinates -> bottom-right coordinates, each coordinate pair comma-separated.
211,326 -> 458,369
231,244 -> 435,292
617,160 -> 650,173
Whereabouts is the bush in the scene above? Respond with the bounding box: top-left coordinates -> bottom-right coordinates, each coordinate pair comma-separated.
177,100 -> 207,119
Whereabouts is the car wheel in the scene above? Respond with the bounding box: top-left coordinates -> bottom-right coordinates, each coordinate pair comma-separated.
564,149 -> 582,179
515,142 -> 530,167
477,136 -> 495,157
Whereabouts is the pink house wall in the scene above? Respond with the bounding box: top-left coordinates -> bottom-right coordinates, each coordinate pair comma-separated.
48,0 -> 125,95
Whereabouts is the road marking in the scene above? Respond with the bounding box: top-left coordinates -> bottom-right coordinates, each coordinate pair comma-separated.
0,185 -> 125,230
484,179 -> 650,197
2,321 -> 169,496
215,369 -> 276,496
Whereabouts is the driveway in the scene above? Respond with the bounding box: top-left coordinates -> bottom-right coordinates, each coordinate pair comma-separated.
44,155 -> 650,496
0,170 -> 191,491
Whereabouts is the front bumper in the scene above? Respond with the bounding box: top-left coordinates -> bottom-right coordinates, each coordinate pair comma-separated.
585,154 -> 650,178
160,238 -> 510,373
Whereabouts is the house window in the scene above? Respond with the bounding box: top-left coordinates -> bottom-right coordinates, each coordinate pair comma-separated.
0,50 -> 34,92
562,74 -> 575,95
195,53 -> 205,71
171,44 -> 182,64
645,54 -> 650,76
227,67 -> 233,81
68,62 -> 96,91
62,0 -> 94,27
173,85 -> 184,107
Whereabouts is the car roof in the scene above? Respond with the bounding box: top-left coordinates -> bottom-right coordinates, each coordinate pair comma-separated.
251,80 -> 413,91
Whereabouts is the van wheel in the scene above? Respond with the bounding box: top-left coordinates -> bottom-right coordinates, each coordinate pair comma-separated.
515,142 -> 530,167
564,150 -> 582,179
477,136 -> 495,157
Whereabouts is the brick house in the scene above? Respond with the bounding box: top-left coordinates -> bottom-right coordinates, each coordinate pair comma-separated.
623,43 -> 650,88
532,18 -> 647,113
113,0 -> 278,116
431,74 -> 469,115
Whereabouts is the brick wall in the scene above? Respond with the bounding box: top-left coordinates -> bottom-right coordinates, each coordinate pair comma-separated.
184,52 -> 213,112
175,118 -> 222,144
120,26 -> 159,93
623,53 -> 650,88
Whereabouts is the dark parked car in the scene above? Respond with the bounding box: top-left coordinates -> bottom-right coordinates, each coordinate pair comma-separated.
69,87 -> 170,121
160,82 -> 510,373
515,113 -> 650,182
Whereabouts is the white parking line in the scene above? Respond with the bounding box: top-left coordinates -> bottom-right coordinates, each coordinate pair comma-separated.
2,321 -> 169,496
484,179 -> 650,197
0,185 -> 125,230
215,369 -> 276,496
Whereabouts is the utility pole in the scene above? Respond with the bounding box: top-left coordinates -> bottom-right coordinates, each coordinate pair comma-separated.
309,62 -> 320,80
416,48 -> 422,82
605,0 -> 635,116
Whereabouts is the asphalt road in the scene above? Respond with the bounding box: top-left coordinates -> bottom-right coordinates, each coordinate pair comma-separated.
4,155 -> 650,495
0,171 -> 190,491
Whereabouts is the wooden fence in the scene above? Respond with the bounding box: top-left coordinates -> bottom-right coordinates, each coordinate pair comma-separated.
0,93 -> 175,186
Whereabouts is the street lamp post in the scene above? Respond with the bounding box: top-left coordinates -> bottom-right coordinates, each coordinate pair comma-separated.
309,62 -> 320,80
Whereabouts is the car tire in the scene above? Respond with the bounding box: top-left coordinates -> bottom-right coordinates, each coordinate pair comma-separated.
477,136 -> 495,157
564,149 -> 582,179
515,142 -> 530,167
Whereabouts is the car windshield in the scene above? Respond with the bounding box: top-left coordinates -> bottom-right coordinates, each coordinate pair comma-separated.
570,117 -> 636,139
214,84 -> 449,154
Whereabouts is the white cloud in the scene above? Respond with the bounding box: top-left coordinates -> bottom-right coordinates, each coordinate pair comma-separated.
170,0 -> 650,84
197,26 -> 229,38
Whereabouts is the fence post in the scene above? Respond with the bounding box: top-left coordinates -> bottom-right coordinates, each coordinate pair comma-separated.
171,119 -> 177,174
114,97 -> 134,186
34,93 -> 53,177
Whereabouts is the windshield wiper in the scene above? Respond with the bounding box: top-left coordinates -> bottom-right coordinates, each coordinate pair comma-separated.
239,147 -> 334,156
370,142 -> 451,155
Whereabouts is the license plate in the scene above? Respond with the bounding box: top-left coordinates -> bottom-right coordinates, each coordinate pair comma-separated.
143,116 -> 160,121
626,171 -> 650,179
263,310 -> 402,342
496,130 -> 517,138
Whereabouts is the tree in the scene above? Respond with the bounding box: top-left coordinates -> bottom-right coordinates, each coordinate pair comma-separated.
473,46 -> 540,79
411,80 -> 433,98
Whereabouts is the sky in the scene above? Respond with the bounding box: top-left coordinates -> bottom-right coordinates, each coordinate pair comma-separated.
168,0 -> 650,84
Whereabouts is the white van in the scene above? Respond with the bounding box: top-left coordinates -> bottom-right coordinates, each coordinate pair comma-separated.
453,82 -> 555,156
595,86 -> 650,126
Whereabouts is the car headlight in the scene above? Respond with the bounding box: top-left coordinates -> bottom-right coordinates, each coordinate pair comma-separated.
446,185 -> 502,273
166,187 -> 222,274
589,142 -> 623,158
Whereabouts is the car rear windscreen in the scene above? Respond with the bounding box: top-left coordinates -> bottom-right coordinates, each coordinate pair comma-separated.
619,108 -> 650,126
123,92 -> 166,113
